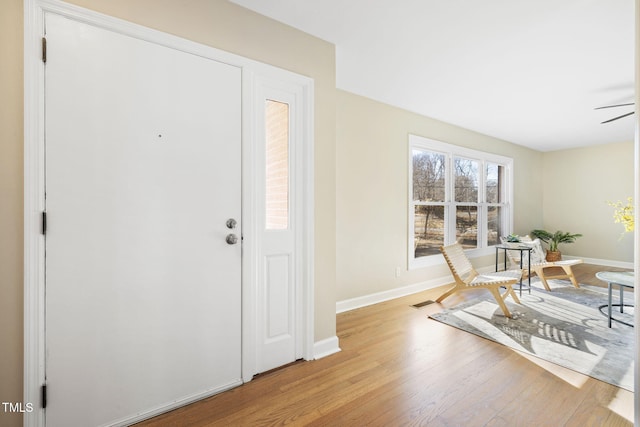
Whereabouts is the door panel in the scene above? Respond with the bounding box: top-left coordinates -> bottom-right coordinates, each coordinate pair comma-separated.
45,13 -> 241,426
257,87 -> 300,372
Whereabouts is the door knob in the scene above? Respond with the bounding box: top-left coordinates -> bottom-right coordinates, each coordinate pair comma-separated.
226,234 -> 238,245
226,218 -> 237,229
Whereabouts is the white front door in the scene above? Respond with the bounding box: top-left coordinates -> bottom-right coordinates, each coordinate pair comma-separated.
44,13 -> 242,426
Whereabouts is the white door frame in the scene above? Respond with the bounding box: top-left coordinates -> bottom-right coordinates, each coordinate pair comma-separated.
23,1 -> 315,425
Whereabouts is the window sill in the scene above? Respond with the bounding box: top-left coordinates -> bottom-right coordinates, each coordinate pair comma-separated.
409,245 -> 497,270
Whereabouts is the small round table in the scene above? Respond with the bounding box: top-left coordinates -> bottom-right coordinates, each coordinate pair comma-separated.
595,271 -> 635,328
495,245 -> 532,296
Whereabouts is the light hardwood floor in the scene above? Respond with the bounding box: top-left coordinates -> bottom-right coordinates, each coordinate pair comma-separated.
136,263 -> 634,426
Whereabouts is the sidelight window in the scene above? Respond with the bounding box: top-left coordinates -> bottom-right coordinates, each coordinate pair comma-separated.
265,100 -> 290,230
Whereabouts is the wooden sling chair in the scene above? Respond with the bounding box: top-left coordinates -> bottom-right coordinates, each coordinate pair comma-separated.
500,236 -> 583,291
438,243 -> 523,318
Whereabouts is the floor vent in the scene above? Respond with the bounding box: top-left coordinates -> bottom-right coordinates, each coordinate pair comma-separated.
412,300 -> 436,308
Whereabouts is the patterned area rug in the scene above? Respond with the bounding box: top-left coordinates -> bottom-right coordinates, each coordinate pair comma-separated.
429,280 -> 634,391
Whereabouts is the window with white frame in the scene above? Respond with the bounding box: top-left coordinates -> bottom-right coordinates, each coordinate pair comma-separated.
409,134 -> 513,267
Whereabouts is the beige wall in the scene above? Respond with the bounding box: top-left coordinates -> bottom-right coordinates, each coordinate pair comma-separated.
334,88 -> 634,304
336,90 -> 544,301
0,1 -> 24,426
542,141 -> 634,263
1,2 -> 336,425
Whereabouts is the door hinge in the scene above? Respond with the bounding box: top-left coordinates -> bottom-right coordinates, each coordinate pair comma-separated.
42,211 -> 47,235
42,37 -> 47,63
41,384 -> 47,409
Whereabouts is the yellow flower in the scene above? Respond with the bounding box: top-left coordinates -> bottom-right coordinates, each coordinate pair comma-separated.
608,197 -> 634,233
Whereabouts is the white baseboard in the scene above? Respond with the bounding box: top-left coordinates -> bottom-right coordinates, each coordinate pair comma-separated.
336,275 -> 454,314
565,255 -> 634,269
333,256 -> 632,315
313,336 -> 341,359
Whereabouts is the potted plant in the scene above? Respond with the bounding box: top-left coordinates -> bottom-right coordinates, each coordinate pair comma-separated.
530,229 -> 583,261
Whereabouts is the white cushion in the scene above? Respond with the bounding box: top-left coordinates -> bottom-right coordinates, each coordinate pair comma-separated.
520,238 -> 545,264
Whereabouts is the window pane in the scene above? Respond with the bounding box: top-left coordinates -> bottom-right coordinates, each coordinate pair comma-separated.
454,158 -> 478,202
265,100 -> 289,230
456,206 -> 478,249
487,206 -> 503,246
413,150 -> 445,202
486,163 -> 503,203
414,205 -> 445,257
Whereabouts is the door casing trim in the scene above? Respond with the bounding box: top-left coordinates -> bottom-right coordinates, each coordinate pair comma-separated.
23,1 -> 315,425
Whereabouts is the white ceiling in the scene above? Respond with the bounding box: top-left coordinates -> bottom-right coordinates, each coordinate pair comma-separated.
231,0 -> 635,152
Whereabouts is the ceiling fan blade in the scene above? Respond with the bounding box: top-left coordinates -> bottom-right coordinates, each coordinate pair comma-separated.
601,111 -> 635,124
595,102 -> 635,110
